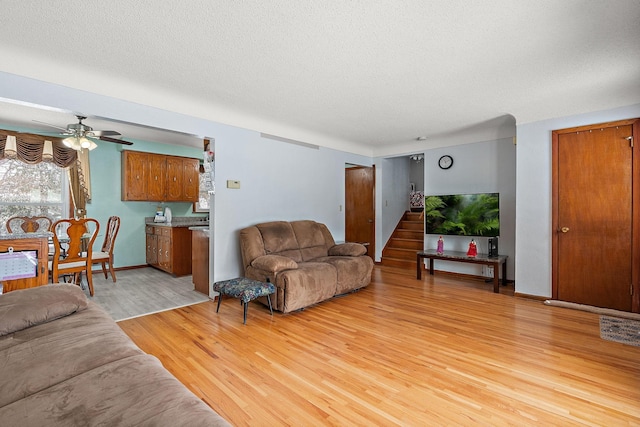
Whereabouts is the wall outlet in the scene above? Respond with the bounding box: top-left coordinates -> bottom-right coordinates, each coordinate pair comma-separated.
226,180 -> 240,189
486,266 -> 494,277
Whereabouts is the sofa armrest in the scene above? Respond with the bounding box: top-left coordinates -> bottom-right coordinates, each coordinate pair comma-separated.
329,242 -> 367,257
251,255 -> 298,274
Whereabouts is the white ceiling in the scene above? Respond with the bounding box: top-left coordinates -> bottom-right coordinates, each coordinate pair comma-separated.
0,1 -> 639,156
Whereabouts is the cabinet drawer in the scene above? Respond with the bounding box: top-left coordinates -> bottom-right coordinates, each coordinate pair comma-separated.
145,225 -> 155,235
159,228 -> 171,237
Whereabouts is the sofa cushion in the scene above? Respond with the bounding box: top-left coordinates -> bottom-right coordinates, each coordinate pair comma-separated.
291,221 -> 329,261
251,255 -> 298,273
275,262 -> 337,312
0,301 -> 144,409
0,284 -> 88,337
318,256 -> 374,294
257,221 -> 303,262
0,354 -> 229,426
328,242 -> 367,257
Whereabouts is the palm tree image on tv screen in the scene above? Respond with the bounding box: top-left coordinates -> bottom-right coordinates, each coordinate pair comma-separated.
424,193 -> 500,237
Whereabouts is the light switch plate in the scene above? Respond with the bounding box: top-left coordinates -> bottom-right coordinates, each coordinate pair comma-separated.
226,180 -> 240,189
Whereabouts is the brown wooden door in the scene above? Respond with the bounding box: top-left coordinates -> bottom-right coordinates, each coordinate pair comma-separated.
122,151 -> 148,201
553,120 -> 638,312
345,166 -> 375,258
183,158 -> 200,202
165,157 -> 184,201
148,154 -> 167,201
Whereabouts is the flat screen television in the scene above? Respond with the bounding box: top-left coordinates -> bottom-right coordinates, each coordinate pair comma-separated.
424,193 -> 500,237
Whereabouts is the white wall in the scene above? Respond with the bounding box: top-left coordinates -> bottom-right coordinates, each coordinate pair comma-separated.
409,157 -> 424,191
375,156 -> 410,261
422,138 -> 517,279
212,128 -> 372,280
515,103 -> 640,298
0,72 -> 373,283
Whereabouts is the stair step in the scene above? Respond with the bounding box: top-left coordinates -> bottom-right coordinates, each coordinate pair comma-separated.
400,220 -> 423,231
405,211 -> 422,219
393,229 -> 424,240
387,238 -> 424,250
380,211 -> 424,270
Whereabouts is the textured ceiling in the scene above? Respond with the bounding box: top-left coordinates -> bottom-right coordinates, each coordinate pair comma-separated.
0,1 -> 639,156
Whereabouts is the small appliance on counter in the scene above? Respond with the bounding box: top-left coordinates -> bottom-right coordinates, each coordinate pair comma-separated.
153,205 -> 167,223
164,207 -> 172,223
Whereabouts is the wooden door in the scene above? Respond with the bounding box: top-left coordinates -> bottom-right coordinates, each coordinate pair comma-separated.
147,154 -> 167,201
158,234 -> 171,272
553,120 -> 639,312
183,158 -> 200,202
122,151 -> 148,201
345,166 -> 375,258
145,227 -> 158,266
166,157 -> 184,201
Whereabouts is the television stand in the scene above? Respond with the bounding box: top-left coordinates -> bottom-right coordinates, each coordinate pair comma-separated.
416,249 -> 508,293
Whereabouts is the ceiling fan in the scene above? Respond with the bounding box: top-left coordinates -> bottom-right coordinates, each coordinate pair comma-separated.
34,115 -> 133,151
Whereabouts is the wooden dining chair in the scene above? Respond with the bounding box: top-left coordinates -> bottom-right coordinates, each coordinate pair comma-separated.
49,218 -> 99,296
6,216 -> 53,233
91,216 -> 120,282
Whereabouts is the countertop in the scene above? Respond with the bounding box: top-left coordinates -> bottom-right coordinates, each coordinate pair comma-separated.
145,216 -> 208,228
0,231 -> 53,241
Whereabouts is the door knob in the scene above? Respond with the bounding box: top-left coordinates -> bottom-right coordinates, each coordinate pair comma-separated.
560,227 -> 569,233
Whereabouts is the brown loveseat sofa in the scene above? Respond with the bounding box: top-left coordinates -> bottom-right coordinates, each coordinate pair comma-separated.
0,284 -> 229,426
239,220 -> 374,313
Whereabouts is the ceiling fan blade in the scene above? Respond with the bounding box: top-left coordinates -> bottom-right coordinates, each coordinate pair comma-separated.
32,119 -> 69,132
90,130 -> 121,137
100,135 -> 133,145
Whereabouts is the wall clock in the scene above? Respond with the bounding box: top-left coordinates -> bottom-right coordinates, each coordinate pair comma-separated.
438,155 -> 453,170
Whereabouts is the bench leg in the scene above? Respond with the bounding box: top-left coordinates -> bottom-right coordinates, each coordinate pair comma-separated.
216,293 -> 223,313
243,301 -> 248,324
267,294 -> 273,315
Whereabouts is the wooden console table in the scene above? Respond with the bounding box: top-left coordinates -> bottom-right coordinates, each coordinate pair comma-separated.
416,249 -> 508,293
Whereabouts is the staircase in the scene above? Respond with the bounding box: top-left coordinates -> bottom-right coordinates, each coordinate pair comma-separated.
381,211 -> 424,269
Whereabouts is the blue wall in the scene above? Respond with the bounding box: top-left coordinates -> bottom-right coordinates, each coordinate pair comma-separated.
86,139 -> 205,268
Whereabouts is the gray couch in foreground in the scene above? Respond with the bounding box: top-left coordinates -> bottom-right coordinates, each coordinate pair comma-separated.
0,284 -> 229,426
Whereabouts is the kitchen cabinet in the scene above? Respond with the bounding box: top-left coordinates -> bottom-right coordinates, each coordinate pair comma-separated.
145,225 -> 192,276
190,227 -> 209,295
122,150 -> 198,202
166,156 -> 200,202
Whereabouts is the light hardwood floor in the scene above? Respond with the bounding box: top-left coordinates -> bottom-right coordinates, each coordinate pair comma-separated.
118,266 -> 640,426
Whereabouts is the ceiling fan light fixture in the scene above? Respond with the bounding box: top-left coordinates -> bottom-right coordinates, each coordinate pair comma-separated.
62,136 -> 79,150
79,137 -> 93,149
62,135 -> 97,151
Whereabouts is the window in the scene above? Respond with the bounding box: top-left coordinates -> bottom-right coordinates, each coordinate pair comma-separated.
0,159 -> 69,233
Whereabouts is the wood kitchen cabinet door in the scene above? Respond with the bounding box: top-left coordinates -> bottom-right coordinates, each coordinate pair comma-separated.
122,151 -> 148,201
123,150 -> 199,202
165,157 -> 184,201
183,158 -> 200,201
147,154 -> 167,201
145,226 -> 158,266
157,231 -> 172,272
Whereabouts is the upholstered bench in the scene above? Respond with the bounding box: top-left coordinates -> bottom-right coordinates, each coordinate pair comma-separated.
213,277 -> 276,324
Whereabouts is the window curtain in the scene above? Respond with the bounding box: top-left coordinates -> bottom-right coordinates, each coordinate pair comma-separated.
0,131 -> 91,217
